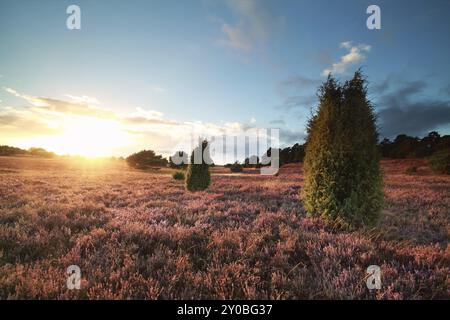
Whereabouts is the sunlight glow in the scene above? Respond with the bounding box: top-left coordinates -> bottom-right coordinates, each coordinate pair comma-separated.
32,116 -> 132,157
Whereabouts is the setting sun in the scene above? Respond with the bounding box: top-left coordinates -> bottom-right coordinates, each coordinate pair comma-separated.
29,116 -> 131,157
55,117 -> 131,157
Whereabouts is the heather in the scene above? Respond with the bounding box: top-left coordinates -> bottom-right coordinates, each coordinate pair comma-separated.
0,157 -> 448,299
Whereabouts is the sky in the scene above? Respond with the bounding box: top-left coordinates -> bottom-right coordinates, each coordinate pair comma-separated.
0,0 -> 449,159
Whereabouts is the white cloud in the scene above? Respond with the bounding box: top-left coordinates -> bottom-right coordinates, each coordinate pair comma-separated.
133,107 -> 164,119
1,87 -> 276,160
4,87 -> 48,107
65,94 -> 101,105
322,42 -> 371,76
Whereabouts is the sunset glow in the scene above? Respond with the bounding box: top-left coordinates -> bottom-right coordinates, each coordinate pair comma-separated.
49,117 -> 131,157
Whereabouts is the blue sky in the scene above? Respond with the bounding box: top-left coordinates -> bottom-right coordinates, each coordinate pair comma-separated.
0,0 -> 449,157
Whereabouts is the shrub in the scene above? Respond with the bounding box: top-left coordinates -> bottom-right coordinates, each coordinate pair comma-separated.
172,171 -> 185,180
28,147 -> 55,158
301,71 -> 383,226
185,140 -> 211,191
229,162 -> 243,173
428,149 -> 450,174
126,150 -> 168,169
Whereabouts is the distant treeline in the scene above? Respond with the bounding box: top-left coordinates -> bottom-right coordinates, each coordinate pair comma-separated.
379,131 -> 449,158
2,131 -> 449,165
126,131 -> 450,170
0,146 -> 56,158
242,131 -> 450,168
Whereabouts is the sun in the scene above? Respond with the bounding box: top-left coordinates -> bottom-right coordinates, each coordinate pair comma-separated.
46,116 -> 131,157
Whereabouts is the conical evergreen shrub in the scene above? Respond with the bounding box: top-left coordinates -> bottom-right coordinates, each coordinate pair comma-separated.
301,71 -> 383,226
185,140 -> 211,191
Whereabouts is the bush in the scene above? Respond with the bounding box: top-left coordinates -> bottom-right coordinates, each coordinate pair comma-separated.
172,171 -> 185,180
126,150 -> 168,169
185,140 -> 211,191
28,147 -> 55,158
428,149 -> 450,174
301,71 -> 383,227
229,162 -> 243,173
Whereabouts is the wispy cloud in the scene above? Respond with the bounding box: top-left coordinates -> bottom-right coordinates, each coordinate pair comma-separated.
4,88 -> 115,119
219,23 -> 252,52
269,119 -> 285,126
277,74 -> 320,112
217,0 -> 283,53
280,95 -> 317,111
279,128 -> 306,145
280,75 -> 321,90
322,42 -> 371,76
4,87 -> 48,107
65,94 -> 101,105
1,87 -> 275,158
150,86 -> 168,94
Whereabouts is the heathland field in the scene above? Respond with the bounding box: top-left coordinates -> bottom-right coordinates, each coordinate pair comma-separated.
0,156 -> 448,299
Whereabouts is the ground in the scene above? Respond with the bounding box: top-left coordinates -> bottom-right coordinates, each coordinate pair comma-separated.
0,156 -> 448,299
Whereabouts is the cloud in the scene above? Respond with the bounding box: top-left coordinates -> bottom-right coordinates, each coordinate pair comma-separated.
322,42 -> 371,76
150,86 -> 168,94
280,75 -> 321,89
122,116 -> 179,126
440,84 -> 450,96
280,95 -> 317,111
269,119 -> 285,126
0,113 -> 20,125
280,128 -> 306,145
4,87 -> 48,106
375,79 -> 450,138
277,74 -> 320,113
1,87 -> 276,159
4,88 -> 115,118
65,95 -> 101,105
0,106 -> 64,138
217,0 -> 283,53
219,23 -> 252,52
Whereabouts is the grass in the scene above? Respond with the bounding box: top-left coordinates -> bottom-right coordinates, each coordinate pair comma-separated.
0,156 -> 448,299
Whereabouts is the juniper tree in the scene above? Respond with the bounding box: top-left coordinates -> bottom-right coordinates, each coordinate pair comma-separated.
301,71 -> 383,226
185,140 -> 211,191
